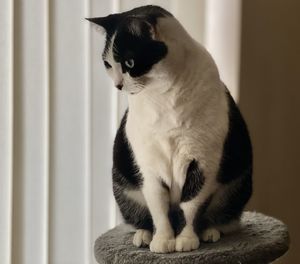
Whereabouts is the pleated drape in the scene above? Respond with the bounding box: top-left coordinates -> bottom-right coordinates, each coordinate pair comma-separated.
0,0 -> 14,263
1,0 -> 117,263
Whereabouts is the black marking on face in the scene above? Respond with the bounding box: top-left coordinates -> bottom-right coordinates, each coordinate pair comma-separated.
102,35 -> 113,61
181,160 -> 205,202
103,60 -> 112,69
112,18 -> 168,77
87,5 -> 170,77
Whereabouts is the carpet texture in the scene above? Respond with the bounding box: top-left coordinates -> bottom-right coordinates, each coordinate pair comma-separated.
94,212 -> 289,264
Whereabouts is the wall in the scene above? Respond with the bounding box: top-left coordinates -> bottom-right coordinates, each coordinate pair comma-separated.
239,1 -> 300,263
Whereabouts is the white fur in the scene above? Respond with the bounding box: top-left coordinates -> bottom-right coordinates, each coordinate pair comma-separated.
93,24 -> 106,35
175,234 -> 200,252
175,225 -> 200,252
201,228 -> 221,242
133,229 -> 152,247
150,234 -> 176,253
124,189 -> 146,206
106,16 -> 229,253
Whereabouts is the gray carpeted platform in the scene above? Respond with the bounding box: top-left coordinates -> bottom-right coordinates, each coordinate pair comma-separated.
94,212 -> 289,264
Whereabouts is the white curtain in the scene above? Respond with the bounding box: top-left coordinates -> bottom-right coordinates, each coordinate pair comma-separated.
0,0 -> 241,263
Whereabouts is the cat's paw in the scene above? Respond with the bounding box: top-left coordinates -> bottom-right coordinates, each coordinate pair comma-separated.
133,229 -> 152,247
201,228 -> 221,242
149,234 -> 175,253
175,234 -> 200,252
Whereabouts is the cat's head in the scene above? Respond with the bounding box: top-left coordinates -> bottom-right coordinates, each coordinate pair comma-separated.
87,6 -> 177,94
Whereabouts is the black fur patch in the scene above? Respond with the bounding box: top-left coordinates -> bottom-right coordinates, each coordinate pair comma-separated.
194,170 -> 252,235
181,160 -> 205,202
193,195 -> 213,234
113,21 -> 168,77
217,91 -> 253,184
168,205 -> 186,236
113,180 -> 153,231
112,110 -> 142,188
192,90 -> 253,234
112,110 -> 154,231
216,171 -> 252,223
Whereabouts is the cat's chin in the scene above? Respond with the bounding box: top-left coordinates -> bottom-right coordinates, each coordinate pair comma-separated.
120,86 -> 143,95
128,90 -> 143,95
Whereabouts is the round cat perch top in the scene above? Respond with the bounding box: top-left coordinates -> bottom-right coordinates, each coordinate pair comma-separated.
94,212 -> 289,264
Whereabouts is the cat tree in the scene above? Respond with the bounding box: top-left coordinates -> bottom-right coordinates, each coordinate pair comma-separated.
94,212 -> 289,264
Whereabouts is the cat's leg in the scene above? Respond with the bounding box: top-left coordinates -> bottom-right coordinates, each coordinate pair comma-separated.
142,175 -> 176,253
201,228 -> 221,242
133,229 -> 152,247
199,177 -> 247,242
201,220 -> 240,242
170,158 -> 214,251
176,178 -> 219,252
176,190 -> 216,251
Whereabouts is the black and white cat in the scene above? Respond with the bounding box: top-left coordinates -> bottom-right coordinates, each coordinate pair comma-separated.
88,5 -> 252,253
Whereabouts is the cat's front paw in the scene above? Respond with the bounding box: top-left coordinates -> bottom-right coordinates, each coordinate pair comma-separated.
133,229 -> 152,247
175,234 -> 200,252
201,228 -> 221,242
149,234 -> 175,253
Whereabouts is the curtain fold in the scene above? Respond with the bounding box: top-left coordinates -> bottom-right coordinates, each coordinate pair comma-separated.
11,0 -> 50,263
0,1 -> 14,263
204,0 -> 242,100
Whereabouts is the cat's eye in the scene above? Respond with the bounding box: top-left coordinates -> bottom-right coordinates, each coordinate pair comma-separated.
104,60 -> 112,69
125,59 -> 135,69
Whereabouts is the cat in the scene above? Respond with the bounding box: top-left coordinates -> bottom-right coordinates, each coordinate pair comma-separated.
87,5 -> 252,253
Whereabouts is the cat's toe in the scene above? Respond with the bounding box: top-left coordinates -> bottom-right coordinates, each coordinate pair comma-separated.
201,228 -> 221,242
175,235 -> 200,252
149,235 -> 175,253
133,229 -> 152,247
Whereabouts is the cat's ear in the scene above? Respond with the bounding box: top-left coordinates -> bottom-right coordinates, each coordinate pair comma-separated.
86,14 -> 120,34
128,18 -> 156,40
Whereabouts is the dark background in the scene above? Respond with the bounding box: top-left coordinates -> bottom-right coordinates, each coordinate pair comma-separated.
240,0 -> 300,262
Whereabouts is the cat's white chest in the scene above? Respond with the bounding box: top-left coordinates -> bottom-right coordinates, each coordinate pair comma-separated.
126,96 -> 198,193
126,85 -> 228,203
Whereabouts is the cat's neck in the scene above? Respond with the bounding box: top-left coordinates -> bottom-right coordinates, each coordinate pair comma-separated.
127,44 -> 222,115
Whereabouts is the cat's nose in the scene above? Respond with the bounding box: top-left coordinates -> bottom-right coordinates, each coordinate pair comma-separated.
116,84 -> 123,90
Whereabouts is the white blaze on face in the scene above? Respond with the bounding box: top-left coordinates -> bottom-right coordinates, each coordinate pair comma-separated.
105,34 -> 123,88
111,63 -> 123,87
